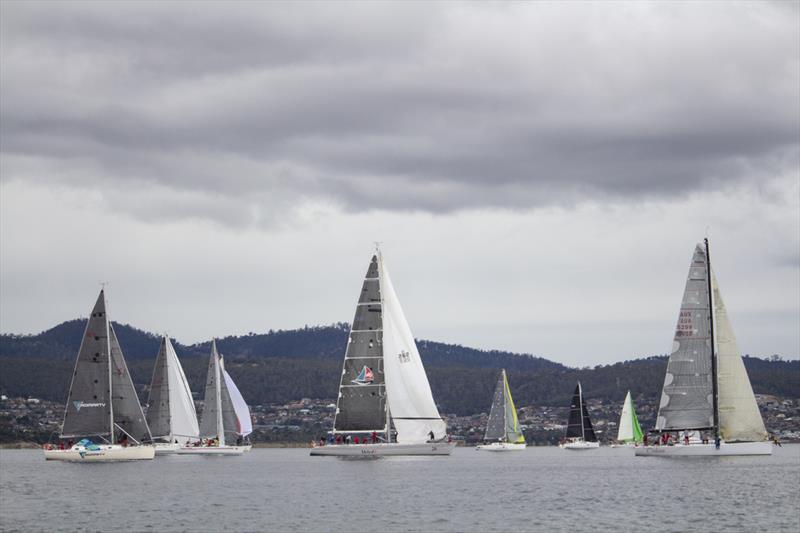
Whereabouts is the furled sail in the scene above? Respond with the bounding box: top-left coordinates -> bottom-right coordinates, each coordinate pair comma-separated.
109,324 -> 152,444
222,365 -> 253,437
655,244 -> 714,431
146,336 -> 199,444
61,290 -> 113,439
712,273 -> 767,442
333,255 -> 387,433
617,391 -> 643,443
380,254 -> 446,444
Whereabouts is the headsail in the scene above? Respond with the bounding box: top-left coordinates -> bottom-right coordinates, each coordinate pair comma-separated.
333,255 -> 387,434
146,337 -> 172,440
199,341 -> 237,441
222,363 -> 253,437
655,244 -> 715,431
712,273 -> 767,442
380,253 -> 447,444
617,391 -> 643,443
502,370 -> 525,443
109,324 -> 152,444
61,290 -> 113,439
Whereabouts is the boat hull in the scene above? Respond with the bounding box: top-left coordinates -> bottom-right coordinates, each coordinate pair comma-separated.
635,441 -> 772,457
154,442 -> 183,455
174,445 -> 250,456
43,444 -> 155,462
560,441 -> 600,450
475,442 -> 526,452
310,442 -> 456,457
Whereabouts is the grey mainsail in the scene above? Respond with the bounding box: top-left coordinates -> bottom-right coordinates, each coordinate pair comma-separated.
484,372 -> 508,442
61,290 -> 113,439
655,244 -> 714,431
332,255 -> 387,433
145,337 -> 172,440
199,341 -> 237,440
109,324 -> 152,443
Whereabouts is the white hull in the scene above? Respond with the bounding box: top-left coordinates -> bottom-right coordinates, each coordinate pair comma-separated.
154,442 -> 184,455
44,444 -> 155,462
475,442 -> 526,452
635,441 -> 772,457
174,445 -> 250,456
610,443 -> 640,448
310,442 -> 456,457
560,440 -> 600,450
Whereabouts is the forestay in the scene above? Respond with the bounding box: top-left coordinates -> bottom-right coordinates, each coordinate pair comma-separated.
656,244 -> 714,431
380,254 -> 446,444
712,273 -> 767,442
333,256 -> 387,434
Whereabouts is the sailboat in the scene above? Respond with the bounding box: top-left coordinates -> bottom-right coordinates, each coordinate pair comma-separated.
310,249 -> 455,457
145,335 -> 200,454
636,239 -> 772,456
560,382 -> 600,449
476,369 -> 526,451
612,391 -> 643,447
43,289 -> 155,461
176,340 -> 252,455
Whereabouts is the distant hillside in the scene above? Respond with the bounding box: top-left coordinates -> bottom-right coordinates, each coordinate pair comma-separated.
1,320 -> 798,416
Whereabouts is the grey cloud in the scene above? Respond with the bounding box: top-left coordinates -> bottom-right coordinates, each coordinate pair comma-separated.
1,1 -> 798,226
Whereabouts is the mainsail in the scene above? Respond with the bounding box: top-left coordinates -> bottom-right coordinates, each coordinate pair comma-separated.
655,244 -> 715,431
61,291 -> 113,439
380,253 -> 447,444
484,369 -> 525,443
198,340 -> 238,442
566,382 -> 596,442
60,289 -> 151,444
333,256 -> 387,434
146,335 -> 199,444
712,273 -> 767,442
617,391 -> 643,443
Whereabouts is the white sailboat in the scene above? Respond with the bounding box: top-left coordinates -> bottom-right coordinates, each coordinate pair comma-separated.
611,391 -> 644,447
559,382 -> 600,450
311,248 -> 455,457
476,369 -> 526,451
176,340 -> 252,455
43,289 -> 155,461
145,335 -> 200,454
636,239 -> 772,457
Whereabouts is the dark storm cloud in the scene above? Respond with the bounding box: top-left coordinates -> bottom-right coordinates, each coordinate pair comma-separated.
1,1 -> 798,224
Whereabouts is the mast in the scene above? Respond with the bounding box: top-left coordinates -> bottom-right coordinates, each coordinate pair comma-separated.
705,238 -> 720,440
378,245 -> 391,444
579,382 -> 585,441
166,335 -> 173,443
214,341 -> 225,447
105,290 -> 115,443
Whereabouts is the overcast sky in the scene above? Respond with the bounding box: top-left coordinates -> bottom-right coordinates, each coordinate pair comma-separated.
1,1 -> 798,366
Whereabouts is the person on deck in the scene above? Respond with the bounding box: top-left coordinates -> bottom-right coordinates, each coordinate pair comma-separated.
371,431 -> 378,444
354,436 -> 360,444
428,430 -> 435,441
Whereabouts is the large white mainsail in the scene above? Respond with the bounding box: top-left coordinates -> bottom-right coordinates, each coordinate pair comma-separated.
146,336 -> 199,445
712,272 -> 768,442
379,253 -> 447,444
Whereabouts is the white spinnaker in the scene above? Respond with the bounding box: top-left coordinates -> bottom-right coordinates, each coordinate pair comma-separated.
165,337 -> 200,444
223,369 -> 253,437
379,254 -> 446,444
617,391 -> 634,442
712,272 -> 767,442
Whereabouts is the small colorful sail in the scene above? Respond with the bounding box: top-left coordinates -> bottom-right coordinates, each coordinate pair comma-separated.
351,365 -> 374,385
617,391 -> 643,444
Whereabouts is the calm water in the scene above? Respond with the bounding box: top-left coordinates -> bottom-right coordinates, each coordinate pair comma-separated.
1,445 -> 798,532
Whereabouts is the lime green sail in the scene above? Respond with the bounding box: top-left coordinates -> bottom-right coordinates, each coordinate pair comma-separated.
502,370 -> 526,444
617,390 -> 644,444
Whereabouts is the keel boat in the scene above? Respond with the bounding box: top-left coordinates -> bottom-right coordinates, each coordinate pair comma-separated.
476,369 -> 526,451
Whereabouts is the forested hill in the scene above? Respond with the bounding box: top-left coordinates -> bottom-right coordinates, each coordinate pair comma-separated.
1,320 -> 798,416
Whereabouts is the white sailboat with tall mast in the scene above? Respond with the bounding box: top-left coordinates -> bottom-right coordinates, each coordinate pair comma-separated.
145,335 -> 200,454
559,382 -> 600,450
176,339 -> 252,455
311,248 -> 455,457
611,391 -> 644,447
43,289 -> 155,461
636,239 -> 772,457
476,369 -> 526,451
